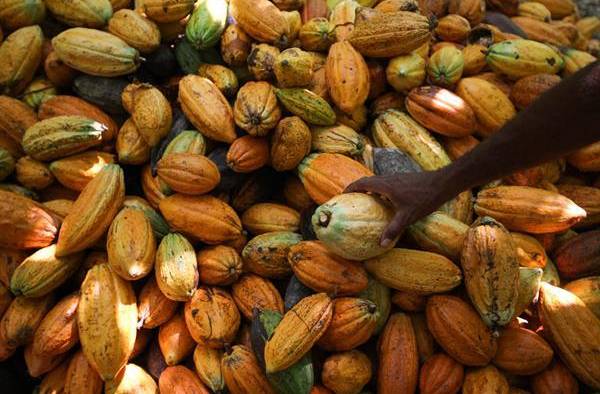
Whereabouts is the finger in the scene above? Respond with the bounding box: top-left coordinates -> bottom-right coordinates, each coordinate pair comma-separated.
344,176 -> 390,196
380,212 -> 409,247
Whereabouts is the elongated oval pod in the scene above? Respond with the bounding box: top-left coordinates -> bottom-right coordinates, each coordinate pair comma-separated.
222,345 -> 276,394
22,116 -> 105,162
155,233 -> 198,302
538,283 -> 600,389
32,293 -> 79,356
178,75 -> 236,143
159,312 -> 195,366
193,345 -> 225,393
474,186 -> 586,234
78,263 -> 137,381
0,26 -> 43,95
426,295 -> 497,366
159,194 -> 242,244
265,293 -> 332,373
159,365 -> 211,394
107,207 -> 155,281
242,231 -> 302,278
378,312 -> 418,394
137,276 -> 177,329
486,39 -> 564,79
232,274 -> 284,320
288,240 -> 368,295
56,164 -> 125,256
230,0 -> 290,47
326,41 -> 369,113
461,217 -> 519,328
52,28 -> 140,77
64,349 -> 103,394
366,248 -> 462,294
10,244 -> 83,297
1,293 -> 54,348
372,109 -> 451,170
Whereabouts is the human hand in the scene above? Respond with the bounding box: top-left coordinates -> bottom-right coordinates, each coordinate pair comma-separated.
345,171 -> 450,247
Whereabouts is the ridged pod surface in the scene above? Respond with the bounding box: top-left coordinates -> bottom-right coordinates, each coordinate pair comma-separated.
179,75 -> 236,143
78,263 -> 137,381
419,353 -> 464,394
297,153 -> 373,205
0,190 -> 59,250
159,194 -> 242,244
157,153 -> 220,195
326,41 -> 370,113
408,211 -> 468,261
222,345 -> 275,394
378,312 -> 418,394
45,0 -> 112,27
462,364 -> 509,394
39,95 -> 118,142
56,164 -> 124,256
0,26 -> 43,95
233,81 -> 281,137
32,293 -> 80,356
348,10 -> 432,58
0,0 -> 46,30
52,28 -> 140,77
184,286 -> 241,348
49,151 -> 115,191
492,327 -> 553,375
366,248 -> 462,294
276,88 -> 337,126
230,0 -> 290,47
318,297 -> 378,351
372,109 -> 451,170
159,365 -> 210,394
10,244 -> 83,297
107,207 -> 156,281
288,240 -> 368,295
538,282 -> 600,389
312,193 -> 397,261
426,295 -> 497,366
474,186 -> 586,234
155,233 -> 198,302
486,39 -> 564,80
22,116 -> 105,162
461,217 -> 519,328
265,293 -> 332,373
456,77 -> 516,137
406,86 -> 477,137
233,275 -> 283,320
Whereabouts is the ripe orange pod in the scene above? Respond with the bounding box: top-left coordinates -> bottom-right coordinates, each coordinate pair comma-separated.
159,312 -> 196,366
159,365 -> 211,394
157,153 -> 221,195
226,136 -> 270,173
318,297 -> 378,351
378,312 -> 419,394
419,353 -> 464,394
492,327 -> 553,375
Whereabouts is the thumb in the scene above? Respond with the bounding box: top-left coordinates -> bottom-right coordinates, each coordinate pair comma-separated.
380,212 -> 409,247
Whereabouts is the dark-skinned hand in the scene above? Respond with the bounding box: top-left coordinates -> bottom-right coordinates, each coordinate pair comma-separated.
345,171 -> 448,247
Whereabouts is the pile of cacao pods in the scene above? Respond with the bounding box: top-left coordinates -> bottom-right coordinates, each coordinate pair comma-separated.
0,0 -> 599,392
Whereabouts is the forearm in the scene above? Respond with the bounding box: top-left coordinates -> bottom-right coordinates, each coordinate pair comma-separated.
439,61 -> 600,197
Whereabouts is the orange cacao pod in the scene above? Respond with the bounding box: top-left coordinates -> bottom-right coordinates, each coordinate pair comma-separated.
231,274 -> 284,320
157,153 -> 220,195
462,364 -> 509,394
419,353 -> 464,394
325,41 -> 369,114
159,365 -> 211,394
184,287 -> 241,348
531,359 -> 579,394
492,327 -> 553,375
196,245 -> 243,286
426,295 -> 497,366
317,297 -> 377,351
226,136 -> 270,173
406,86 -> 477,138
159,312 -> 195,366
378,312 -> 419,394
288,240 -> 368,295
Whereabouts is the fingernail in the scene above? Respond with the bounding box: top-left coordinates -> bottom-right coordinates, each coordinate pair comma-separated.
380,238 -> 392,248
